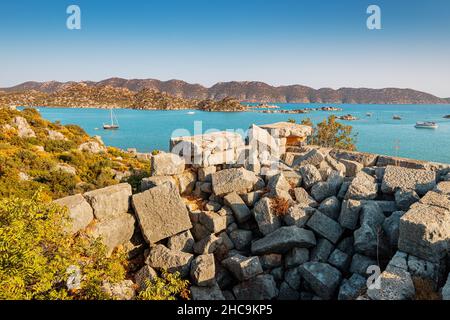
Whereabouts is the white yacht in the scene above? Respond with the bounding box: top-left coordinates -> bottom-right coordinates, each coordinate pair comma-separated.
415,121 -> 438,129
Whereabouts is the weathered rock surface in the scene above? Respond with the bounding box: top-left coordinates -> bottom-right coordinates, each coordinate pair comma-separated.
146,244 -> 193,277
54,194 -> 94,234
300,165 -> 322,189
212,168 -> 258,196
398,202 -> 450,263
90,213 -> 135,253
222,254 -> 263,281
300,262 -> 342,299
251,226 -> 316,255
84,183 -> 132,221
345,171 -> 378,200
381,165 -> 436,196
253,197 -> 281,235
338,199 -> 361,230
232,274 -> 279,300
306,210 -> 343,244
191,283 -> 225,300
167,230 -> 195,253
223,192 -> 251,223
132,182 -> 192,243
191,254 -> 216,286
151,152 -> 185,176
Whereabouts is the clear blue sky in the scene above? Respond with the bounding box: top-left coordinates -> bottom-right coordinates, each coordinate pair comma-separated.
1,0 -> 449,97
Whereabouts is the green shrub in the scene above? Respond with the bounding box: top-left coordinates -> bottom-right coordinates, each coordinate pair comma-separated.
137,269 -> 190,300
0,193 -> 127,300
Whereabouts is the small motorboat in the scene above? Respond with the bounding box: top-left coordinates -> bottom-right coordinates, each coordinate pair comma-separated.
415,121 -> 438,129
393,115 -> 402,120
103,109 -> 119,130
186,111 -> 196,115
366,112 -> 373,117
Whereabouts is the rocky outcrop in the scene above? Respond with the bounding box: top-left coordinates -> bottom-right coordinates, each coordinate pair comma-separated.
54,194 -> 94,234
51,123 -> 450,300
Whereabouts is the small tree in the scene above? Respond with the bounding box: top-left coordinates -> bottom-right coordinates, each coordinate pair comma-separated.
303,116 -> 357,151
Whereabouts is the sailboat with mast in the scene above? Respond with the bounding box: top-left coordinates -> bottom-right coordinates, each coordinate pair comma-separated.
103,108 -> 120,130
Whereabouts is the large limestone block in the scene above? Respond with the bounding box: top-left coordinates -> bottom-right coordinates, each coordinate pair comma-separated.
190,254 -> 216,287
232,274 -> 279,300
84,183 -> 132,221
345,171 -> 378,200
253,197 -> 281,235
381,166 -> 436,196
222,254 -> 263,281
212,168 -> 259,196
54,194 -> 94,234
251,226 -> 316,255
398,203 -> 450,263
151,152 -> 185,176
146,244 -> 193,277
90,213 -> 135,254
300,262 -> 342,299
223,192 -> 251,223
131,182 -> 192,243
306,210 -> 343,244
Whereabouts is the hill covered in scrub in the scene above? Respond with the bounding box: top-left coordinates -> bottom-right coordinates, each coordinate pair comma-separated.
2,77 -> 449,104
0,106 -> 150,199
0,83 -> 247,112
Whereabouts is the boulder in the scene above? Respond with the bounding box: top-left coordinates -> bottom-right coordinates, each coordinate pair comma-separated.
398,203 -> 450,263
199,211 -> 227,233
232,274 -> 278,300
434,181 -> 450,195
193,234 -> 223,254
345,171 -> 378,201
306,210 -> 343,244
311,182 -> 334,202
151,152 -> 185,176
90,213 -> 135,254
328,249 -> 351,272
300,262 -> 342,299
282,171 -> 302,188
146,244 -> 193,277
191,254 -> 216,286
222,254 -> 263,281
318,196 -> 341,220
338,199 -> 361,230
278,282 -> 300,300
419,190 -> 450,210
131,182 -> 192,244
284,267 -> 302,290
349,254 -> 377,276
292,149 -> 324,168
54,194 -> 94,234
47,129 -> 66,141
174,170 -> 197,195
191,283 -> 225,300
337,273 -> 367,300
240,191 -> 264,207
167,230 -> 195,253
140,176 -> 176,191
331,150 -> 378,167
78,141 -> 106,154
211,168 -> 258,196
367,254 -> 415,300
229,229 -> 253,250
11,116 -> 36,138
382,211 -> 404,248
339,159 -> 363,177
251,226 -> 316,255
223,192 -> 251,223
310,238 -> 334,262
259,254 -> 283,270
285,248 -> 309,268
284,205 -> 315,228
395,189 -> 420,211
198,166 -> 217,182
84,183 -> 132,221
300,165 -> 322,189
381,165 -> 436,196
253,198 -> 281,235
293,187 -> 318,208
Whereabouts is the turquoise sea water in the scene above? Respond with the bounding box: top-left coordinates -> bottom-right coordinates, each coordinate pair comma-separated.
34,104 -> 450,164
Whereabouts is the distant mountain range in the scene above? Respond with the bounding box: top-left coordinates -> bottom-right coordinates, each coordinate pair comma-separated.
1,77 -> 450,104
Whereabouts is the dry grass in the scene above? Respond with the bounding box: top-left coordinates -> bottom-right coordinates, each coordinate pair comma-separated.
413,277 -> 441,300
270,196 -> 291,216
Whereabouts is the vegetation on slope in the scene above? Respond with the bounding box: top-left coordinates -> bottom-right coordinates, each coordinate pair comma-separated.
0,107 -> 149,199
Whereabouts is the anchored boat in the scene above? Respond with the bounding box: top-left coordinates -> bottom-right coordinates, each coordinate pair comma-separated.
415,121 -> 438,129
393,115 -> 402,120
103,109 -> 119,130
